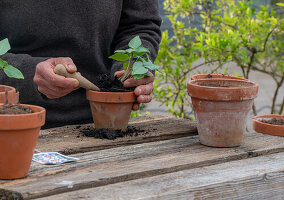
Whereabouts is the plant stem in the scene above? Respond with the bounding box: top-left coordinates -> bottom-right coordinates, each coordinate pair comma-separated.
271,76 -> 284,114
119,54 -> 133,82
279,97 -> 284,115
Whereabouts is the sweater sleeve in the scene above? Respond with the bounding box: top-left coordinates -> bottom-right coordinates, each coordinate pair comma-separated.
110,0 -> 162,76
0,53 -> 49,104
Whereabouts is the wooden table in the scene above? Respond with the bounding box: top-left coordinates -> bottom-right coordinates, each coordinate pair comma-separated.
1,115 -> 284,200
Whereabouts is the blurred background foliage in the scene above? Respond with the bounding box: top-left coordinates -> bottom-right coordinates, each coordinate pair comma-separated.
153,0 -> 284,118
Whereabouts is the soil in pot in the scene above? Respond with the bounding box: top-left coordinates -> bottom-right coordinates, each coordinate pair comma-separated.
87,73 -> 137,131
261,118 -> 284,126
0,104 -> 33,114
191,74 -> 248,81
94,73 -> 135,92
80,126 -> 145,140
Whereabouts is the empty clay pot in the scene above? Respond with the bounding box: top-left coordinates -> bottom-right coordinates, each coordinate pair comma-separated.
0,104 -> 46,179
191,74 -> 248,81
0,85 -> 19,104
187,78 -> 258,147
86,90 -> 136,131
253,114 -> 284,137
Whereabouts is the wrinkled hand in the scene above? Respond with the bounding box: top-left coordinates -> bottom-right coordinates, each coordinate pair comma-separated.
34,57 -> 79,99
114,70 -> 154,111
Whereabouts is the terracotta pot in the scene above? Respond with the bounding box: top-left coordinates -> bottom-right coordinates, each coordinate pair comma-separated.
86,90 -> 136,131
253,114 -> 284,137
187,78 -> 258,147
0,85 -> 19,104
191,74 -> 248,81
0,104 -> 46,179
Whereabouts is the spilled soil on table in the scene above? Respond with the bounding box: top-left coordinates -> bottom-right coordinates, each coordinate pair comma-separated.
261,118 -> 284,126
94,73 -> 135,92
80,126 -> 145,140
0,104 -> 33,115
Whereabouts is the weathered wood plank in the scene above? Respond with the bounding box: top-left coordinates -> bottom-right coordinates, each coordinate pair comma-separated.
37,115 -> 197,154
37,152 -> 284,200
1,132 -> 284,199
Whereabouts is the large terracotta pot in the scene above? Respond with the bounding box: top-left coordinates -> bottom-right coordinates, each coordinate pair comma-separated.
253,114 -> 284,137
187,78 -> 258,147
191,74 -> 248,81
0,85 -> 19,104
86,90 -> 136,131
0,104 -> 46,179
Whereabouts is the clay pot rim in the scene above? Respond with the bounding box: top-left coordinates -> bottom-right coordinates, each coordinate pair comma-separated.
0,85 -> 16,93
191,74 -> 248,81
188,78 -> 257,89
187,78 -> 258,101
253,114 -> 284,128
86,90 -> 136,103
0,103 -> 45,116
252,114 -> 284,137
0,104 -> 46,130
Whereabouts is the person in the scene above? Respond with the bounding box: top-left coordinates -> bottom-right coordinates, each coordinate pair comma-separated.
0,1 -> 161,128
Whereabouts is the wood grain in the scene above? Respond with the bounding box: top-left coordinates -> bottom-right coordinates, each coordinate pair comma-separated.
37,152 -> 284,200
36,116 -> 197,154
1,131 -> 284,199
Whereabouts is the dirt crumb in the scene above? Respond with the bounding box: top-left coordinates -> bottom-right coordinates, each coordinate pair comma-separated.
80,126 -> 145,140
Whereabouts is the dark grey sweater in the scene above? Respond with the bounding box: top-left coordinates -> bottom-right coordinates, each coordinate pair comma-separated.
0,0 -> 161,128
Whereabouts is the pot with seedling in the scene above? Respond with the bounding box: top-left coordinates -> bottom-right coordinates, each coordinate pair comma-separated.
86,36 -> 159,131
0,38 -> 46,179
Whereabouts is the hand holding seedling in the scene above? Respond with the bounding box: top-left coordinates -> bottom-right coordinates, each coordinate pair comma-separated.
110,36 -> 160,110
33,57 -> 80,99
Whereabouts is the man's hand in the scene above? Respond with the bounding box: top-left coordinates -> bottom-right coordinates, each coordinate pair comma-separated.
114,70 -> 154,111
34,57 -> 79,99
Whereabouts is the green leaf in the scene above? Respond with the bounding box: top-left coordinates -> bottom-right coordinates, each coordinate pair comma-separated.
0,38 -> 11,55
128,36 -> 142,49
132,61 -> 148,75
276,3 -> 284,7
3,65 -> 24,79
123,61 -> 129,70
133,74 -> 146,79
108,53 -> 129,61
114,49 -> 127,53
143,60 -> 160,71
134,46 -> 150,56
0,58 -> 8,69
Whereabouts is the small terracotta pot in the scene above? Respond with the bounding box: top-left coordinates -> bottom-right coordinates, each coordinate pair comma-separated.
191,74 -> 248,81
86,90 -> 136,131
0,85 -> 19,104
253,114 -> 284,137
187,78 -> 258,147
0,104 -> 46,179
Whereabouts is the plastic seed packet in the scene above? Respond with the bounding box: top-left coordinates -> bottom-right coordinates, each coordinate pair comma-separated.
32,152 -> 79,165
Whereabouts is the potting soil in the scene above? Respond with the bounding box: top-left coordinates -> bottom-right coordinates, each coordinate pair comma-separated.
81,126 -> 145,140
94,73 -> 135,92
261,118 -> 284,126
0,104 -> 33,114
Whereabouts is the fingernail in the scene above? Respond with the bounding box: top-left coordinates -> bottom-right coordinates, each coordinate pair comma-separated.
67,64 -> 76,71
73,80 -> 79,88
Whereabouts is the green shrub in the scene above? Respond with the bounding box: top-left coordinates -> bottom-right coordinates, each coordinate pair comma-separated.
154,0 -> 284,117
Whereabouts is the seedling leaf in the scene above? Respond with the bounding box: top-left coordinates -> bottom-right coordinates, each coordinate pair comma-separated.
109,53 -> 129,61
132,61 -> 148,75
128,36 -> 142,49
0,38 -> 11,55
4,65 -> 24,79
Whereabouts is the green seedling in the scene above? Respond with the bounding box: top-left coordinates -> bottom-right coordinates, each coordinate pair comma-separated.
109,36 -> 159,82
0,38 -> 24,79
